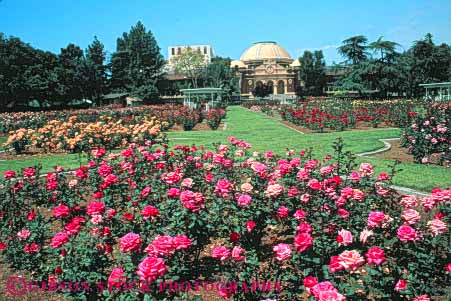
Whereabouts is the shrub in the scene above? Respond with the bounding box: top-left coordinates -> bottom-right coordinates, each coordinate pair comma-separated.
205,109 -> 226,130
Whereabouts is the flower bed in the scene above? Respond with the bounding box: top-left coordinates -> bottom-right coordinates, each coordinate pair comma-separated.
401,103 -> 451,165
243,99 -> 422,132
3,116 -> 164,154
0,138 -> 449,301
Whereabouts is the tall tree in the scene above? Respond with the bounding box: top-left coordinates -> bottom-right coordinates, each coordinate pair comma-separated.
170,47 -> 206,89
85,36 -> 106,104
111,21 -> 165,100
298,50 -> 326,95
368,37 -> 399,62
338,35 -> 368,65
58,43 -> 86,103
203,56 -> 239,98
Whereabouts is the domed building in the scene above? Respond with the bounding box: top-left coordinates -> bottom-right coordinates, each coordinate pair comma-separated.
231,41 -> 301,97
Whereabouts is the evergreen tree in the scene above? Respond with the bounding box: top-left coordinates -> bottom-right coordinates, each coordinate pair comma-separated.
85,36 -> 107,104
111,21 -> 164,100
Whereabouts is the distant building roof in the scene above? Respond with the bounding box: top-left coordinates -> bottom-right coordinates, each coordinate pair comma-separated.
102,92 -> 129,100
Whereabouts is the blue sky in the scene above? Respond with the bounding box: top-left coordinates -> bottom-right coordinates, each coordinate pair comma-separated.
1,0 -> 450,64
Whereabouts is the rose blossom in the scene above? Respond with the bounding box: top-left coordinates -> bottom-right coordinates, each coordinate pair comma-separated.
359,163 -> 373,177
303,276 -> 318,291
237,194 -> 252,206
142,205 -> 159,220
413,295 -> 430,301
146,235 -> 175,256
337,250 -> 365,270
359,229 -> 374,244
400,195 -> 417,208
24,243 -> 40,253
231,246 -> 246,262
86,202 -> 106,216
90,214 -> 103,225
53,205 -> 70,218
173,235 -> 192,250
3,170 -> 16,178
17,229 -> 31,240
311,281 -> 345,301
277,206 -> 289,218
401,209 -> 421,225
293,209 -> 306,220
137,256 -> 168,283
181,178 -> 194,188
308,179 -> 321,190
336,229 -> 353,246
427,219 -> 447,236
215,179 -> 233,197
273,243 -> 292,261
246,221 -> 256,232
265,183 -> 283,197
179,190 -> 205,212
367,211 -> 385,228
241,183 -> 253,193
296,221 -> 312,233
119,233 -> 142,252
108,268 -> 127,290
397,225 -> 418,242
294,233 -> 313,253
395,279 -> 407,291
51,232 -> 70,248
366,246 -> 386,265
212,246 -> 231,261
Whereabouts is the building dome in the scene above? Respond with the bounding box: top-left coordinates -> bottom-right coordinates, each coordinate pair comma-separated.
230,59 -> 246,68
240,41 -> 292,63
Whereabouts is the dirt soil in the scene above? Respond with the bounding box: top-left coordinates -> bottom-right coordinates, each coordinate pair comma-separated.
372,140 -> 416,163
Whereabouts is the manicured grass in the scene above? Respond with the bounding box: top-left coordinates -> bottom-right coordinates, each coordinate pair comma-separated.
0,106 -> 449,192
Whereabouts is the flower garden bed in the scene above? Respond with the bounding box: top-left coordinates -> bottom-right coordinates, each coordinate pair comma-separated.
0,137 -> 449,301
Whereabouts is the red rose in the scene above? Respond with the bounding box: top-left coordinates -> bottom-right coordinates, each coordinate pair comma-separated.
229,232 -> 240,242
303,276 -> 318,288
294,233 -> 313,253
137,256 -> 168,283
173,235 -> 192,250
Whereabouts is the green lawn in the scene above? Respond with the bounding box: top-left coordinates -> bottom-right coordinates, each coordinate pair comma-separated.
0,106 -> 449,192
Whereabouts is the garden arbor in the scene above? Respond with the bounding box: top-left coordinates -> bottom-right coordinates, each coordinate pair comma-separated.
420,82 -> 451,101
180,88 -> 223,110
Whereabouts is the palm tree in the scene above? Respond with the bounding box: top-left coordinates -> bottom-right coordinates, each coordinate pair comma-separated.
368,37 -> 399,62
338,35 -> 368,65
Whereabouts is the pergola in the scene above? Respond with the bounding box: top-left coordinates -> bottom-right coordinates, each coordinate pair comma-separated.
180,88 -> 223,110
419,82 -> 451,101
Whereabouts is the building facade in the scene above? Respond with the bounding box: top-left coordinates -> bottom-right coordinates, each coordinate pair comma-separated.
231,41 -> 301,97
167,45 -> 214,68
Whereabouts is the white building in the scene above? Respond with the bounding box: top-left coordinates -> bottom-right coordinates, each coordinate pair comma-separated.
166,45 -> 214,72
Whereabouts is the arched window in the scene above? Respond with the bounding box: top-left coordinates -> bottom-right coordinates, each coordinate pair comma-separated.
267,81 -> 274,94
277,80 -> 285,94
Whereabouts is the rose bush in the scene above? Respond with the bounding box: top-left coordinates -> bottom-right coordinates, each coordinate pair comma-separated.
0,137 -> 449,300
401,103 -> 451,165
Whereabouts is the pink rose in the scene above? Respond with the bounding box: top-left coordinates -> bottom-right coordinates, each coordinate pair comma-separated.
337,250 -> 365,270
300,193 -> 311,203
231,246 -> 246,262
400,195 -> 417,208
273,243 -> 292,261
51,232 -> 70,248
146,235 -> 175,256
86,202 -> 105,216
328,255 -> 344,273
401,209 -> 421,225
119,233 -> 142,252
294,233 -> 313,253
173,235 -> 192,250
293,209 -> 306,220
265,183 -> 283,197
24,243 -> 40,253
179,190 -> 205,212
277,206 -> 289,218
359,163 -> 373,177
397,225 -> 418,242
311,281 -> 345,301
246,221 -> 256,233
296,221 -> 312,233
303,276 -> 318,289
349,171 -> 360,182
427,219 -> 447,236
53,205 -> 70,219
167,187 -> 181,198
64,217 -> 85,235
413,295 -> 430,301
181,178 -> 194,188
215,179 -> 232,197
336,229 -> 353,246
240,183 -> 253,193
367,211 -> 385,228
23,168 -> 36,177
237,194 -> 252,206
108,268 -> 127,290
212,246 -> 231,261
17,229 -> 31,240
137,256 -> 168,283
308,179 -> 321,190
359,229 -> 374,244
366,246 -> 386,265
